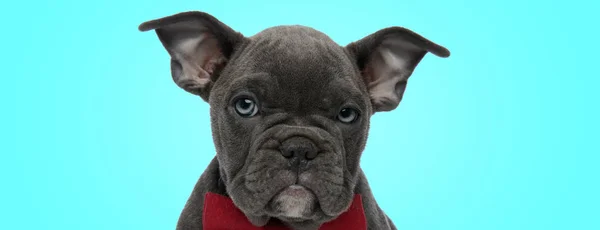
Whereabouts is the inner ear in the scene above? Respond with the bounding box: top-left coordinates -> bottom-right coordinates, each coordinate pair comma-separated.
160,26 -> 228,96
347,27 -> 450,112
364,45 -> 419,111
139,11 -> 246,101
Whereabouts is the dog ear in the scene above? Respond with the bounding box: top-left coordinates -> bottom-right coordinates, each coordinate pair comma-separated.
139,11 -> 247,101
346,27 -> 450,112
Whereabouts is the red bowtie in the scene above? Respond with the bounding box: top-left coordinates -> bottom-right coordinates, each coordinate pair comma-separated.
202,192 -> 367,230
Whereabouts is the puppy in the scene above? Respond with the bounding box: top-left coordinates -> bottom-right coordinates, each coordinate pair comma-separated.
139,11 -> 450,230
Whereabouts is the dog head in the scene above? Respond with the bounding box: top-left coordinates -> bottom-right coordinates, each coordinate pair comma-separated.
140,11 -> 449,228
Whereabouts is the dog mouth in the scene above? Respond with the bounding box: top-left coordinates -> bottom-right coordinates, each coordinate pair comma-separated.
267,185 -> 319,220
232,125 -> 351,223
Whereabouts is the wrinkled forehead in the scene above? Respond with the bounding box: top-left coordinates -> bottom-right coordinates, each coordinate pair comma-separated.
237,26 -> 356,81
222,26 -> 367,108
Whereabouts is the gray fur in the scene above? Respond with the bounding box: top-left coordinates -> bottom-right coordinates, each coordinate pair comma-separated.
139,11 -> 450,230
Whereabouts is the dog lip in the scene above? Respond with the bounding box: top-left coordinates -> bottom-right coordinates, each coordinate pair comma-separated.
268,185 -> 318,218
274,185 -> 315,200
282,185 -> 310,196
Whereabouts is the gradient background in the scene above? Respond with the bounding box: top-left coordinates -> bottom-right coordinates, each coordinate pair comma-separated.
2,0 -> 599,229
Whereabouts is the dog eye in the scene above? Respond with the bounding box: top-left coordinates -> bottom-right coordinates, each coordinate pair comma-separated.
234,98 -> 259,117
337,108 -> 358,123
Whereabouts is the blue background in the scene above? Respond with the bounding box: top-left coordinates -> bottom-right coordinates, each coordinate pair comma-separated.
2,0 -> 599,229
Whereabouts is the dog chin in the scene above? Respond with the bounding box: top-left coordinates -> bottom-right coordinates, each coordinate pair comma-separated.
268,185 -> 318,220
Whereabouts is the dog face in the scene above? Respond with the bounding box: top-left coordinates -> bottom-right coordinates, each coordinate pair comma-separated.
139,11 -> 449,227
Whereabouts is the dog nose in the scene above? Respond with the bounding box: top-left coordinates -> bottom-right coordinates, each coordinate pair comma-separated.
279,137 -> 318,160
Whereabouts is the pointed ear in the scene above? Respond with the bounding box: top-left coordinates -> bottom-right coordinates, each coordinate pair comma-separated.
139,11 -> 247,101
346,27 -> 450,112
